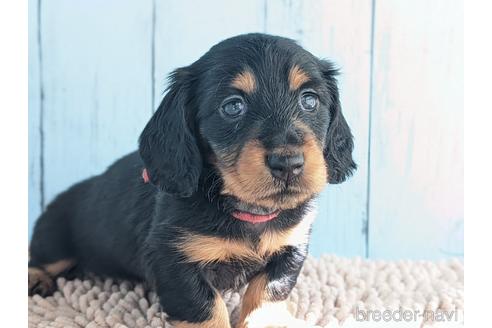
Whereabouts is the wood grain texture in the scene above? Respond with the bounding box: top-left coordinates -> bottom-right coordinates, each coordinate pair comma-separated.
368,0 -> 463,259
28,0 -> 42,238
153,0 -> 266,108
265,0 -> 372,257
40,0 -> 153,205
28,0 -> 464,260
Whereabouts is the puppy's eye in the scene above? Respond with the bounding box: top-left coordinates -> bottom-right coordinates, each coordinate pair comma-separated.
221,97 -> 246,118
300,92 -> 319,111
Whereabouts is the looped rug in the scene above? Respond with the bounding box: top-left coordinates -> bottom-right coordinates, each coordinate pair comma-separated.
28,255 -> 464,327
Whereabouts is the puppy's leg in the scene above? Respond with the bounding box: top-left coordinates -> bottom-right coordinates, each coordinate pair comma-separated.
148,260 -> 231,328
29,204 -> 76,296
237,246 -> 314,328
28,259 -> 76,296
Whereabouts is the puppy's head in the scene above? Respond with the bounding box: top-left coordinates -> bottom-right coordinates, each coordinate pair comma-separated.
139,34 -> 356,209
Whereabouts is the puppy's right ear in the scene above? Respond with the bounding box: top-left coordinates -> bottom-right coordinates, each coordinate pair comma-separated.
139,68 -> 202,197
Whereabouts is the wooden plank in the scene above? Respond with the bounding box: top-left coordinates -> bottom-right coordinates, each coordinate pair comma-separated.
368,0 -> 463,259
28,0 -> 42,237
41,0 -> 153,205
266,0 -> 372,257
153,0 -> 265,107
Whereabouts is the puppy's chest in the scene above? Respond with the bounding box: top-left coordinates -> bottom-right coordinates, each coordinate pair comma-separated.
177,221 -> 311,267
176,216 -> 313,287
202,259 -> 266,291
177,231 -> 283,266
193,234 -> 283,292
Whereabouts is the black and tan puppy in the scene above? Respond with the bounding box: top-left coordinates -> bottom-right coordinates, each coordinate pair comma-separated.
29,33 -> 355,328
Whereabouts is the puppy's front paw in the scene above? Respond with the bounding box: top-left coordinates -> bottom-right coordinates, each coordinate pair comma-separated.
259,318 -> 320,328
28,267 -> 54,296
253,317 -> 320,328
239,301 -> 320,328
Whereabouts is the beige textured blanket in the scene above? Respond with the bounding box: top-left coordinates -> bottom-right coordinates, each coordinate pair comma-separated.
28,255 -> 464,327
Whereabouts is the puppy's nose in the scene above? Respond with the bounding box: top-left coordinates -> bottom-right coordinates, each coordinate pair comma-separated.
267,153 -> 304,181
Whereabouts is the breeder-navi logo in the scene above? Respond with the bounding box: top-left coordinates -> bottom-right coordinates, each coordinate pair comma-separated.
355,307 -> 459,322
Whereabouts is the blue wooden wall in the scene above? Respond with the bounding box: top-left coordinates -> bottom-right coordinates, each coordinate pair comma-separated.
28,0 -> 463,259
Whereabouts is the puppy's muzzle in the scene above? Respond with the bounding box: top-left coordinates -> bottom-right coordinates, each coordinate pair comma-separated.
266,153 -> 304,182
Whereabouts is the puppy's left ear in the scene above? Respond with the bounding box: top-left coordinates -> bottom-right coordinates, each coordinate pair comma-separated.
139,68 -> 202,197
319,60 -> 357,184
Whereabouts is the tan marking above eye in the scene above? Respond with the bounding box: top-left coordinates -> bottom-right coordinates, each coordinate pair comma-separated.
288,65 -> 310,91
231,70 -> 256,94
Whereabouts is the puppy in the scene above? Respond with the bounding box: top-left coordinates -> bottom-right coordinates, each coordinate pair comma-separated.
29,33 -> 356,328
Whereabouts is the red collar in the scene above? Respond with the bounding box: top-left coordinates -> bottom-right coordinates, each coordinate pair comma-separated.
232,210 -> 280,224
142,168 -> 150,183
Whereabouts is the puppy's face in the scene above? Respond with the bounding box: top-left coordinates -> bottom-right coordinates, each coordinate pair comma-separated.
196,43 -> 335,210
139,34 -> 356,210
